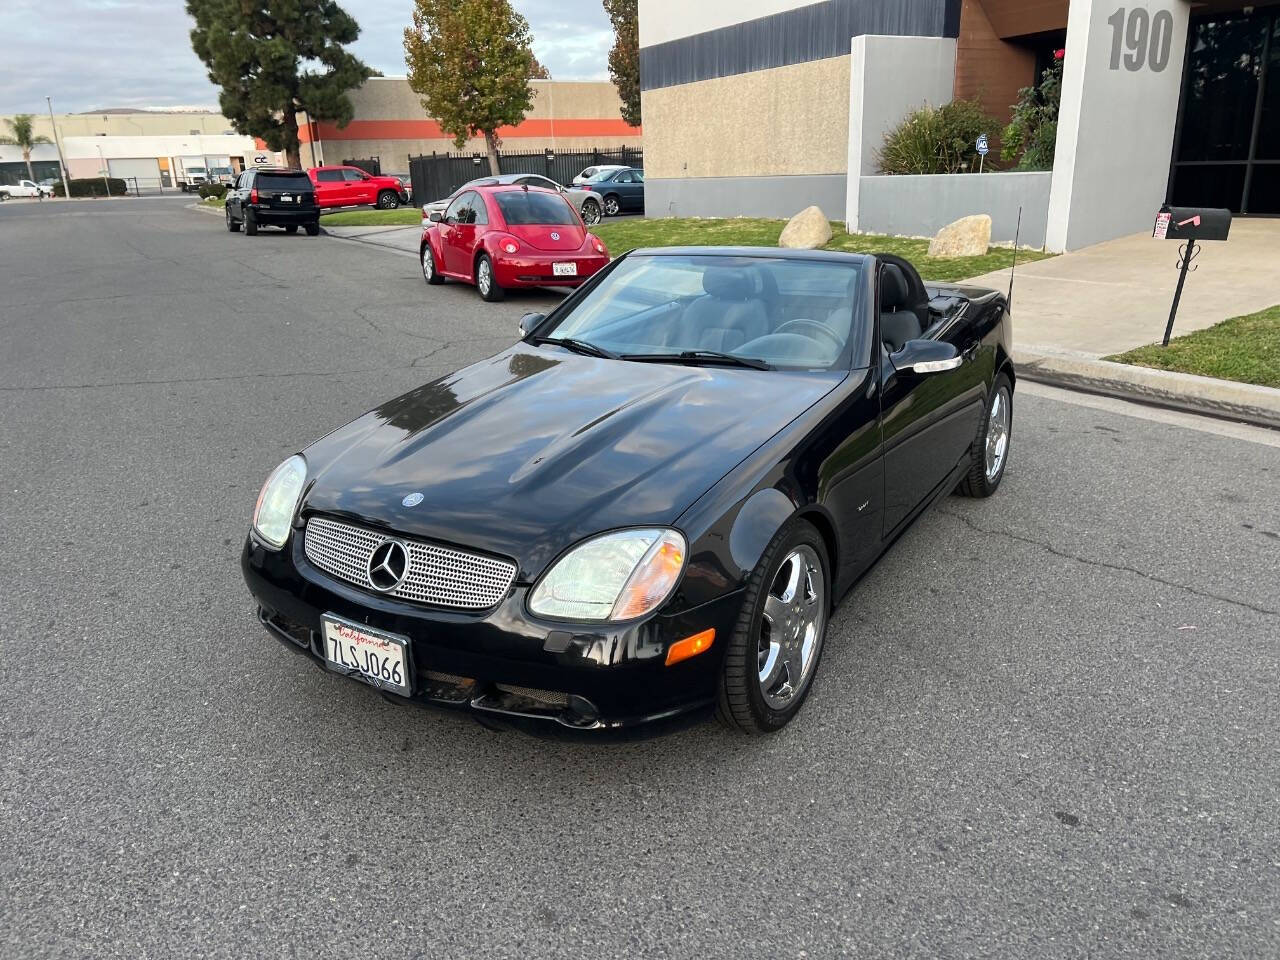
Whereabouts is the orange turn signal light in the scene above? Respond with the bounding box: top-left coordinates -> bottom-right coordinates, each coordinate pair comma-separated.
665,628 -> 715,666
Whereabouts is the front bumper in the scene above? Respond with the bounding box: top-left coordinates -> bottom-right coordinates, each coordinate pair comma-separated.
242,533 -> 741,731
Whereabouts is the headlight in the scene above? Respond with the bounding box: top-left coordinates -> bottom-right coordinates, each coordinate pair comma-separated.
252,455 -> 306,549
529,528 -> 686,621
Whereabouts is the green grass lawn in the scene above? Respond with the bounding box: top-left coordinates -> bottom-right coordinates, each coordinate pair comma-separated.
1105,305 -> 1280,389
592,217 -> 1053,282
321,207 -> 423,226
303,210 -> 1052,282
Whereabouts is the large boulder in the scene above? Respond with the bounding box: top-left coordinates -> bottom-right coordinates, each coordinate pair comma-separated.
778,206 -> 832,249
928,214 -> 992,258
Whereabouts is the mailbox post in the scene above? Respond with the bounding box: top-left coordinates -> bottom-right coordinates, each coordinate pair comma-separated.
1152,205 -> 1232,346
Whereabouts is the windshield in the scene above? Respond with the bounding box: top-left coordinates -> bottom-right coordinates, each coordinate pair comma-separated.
495,191 -> 578,225
541,254 -> 865,370
585,169 -> 619,183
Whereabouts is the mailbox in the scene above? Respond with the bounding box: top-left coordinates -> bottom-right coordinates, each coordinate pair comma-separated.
1153,205 -> 1232,242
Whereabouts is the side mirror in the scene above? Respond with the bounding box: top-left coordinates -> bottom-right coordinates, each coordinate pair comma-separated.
519,312 -> 546,337
891,339 -> 962,375
427,211 -> 442,223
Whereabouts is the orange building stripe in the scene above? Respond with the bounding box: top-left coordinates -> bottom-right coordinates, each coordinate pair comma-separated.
299,118 -> 641,143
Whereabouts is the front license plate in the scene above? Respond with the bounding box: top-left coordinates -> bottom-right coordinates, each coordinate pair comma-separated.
321,615 -> 410,696
552,261 -> 578,277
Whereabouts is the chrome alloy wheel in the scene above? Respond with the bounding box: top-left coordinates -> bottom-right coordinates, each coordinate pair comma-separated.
421,246 -> 434,281
985,386 -> 1011,482
604,196 -> 620,216
477,258 -> 492,295
758,544 -> 826,710
582,201 -> 602,225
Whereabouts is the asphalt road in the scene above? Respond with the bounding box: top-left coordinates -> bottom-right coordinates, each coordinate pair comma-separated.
2,198 -> 1278,959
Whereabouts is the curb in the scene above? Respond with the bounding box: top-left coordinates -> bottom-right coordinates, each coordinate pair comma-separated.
187,202 -> 223,216
1014,344 -> 1280,431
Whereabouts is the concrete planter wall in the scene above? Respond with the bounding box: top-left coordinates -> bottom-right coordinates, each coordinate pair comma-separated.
854,171 -> 1053,248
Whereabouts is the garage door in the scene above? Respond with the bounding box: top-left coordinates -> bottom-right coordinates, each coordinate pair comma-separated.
107,157 -> 161,189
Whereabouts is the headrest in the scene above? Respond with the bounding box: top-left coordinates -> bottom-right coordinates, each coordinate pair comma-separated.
880,264 -> 910,311
702,267 -> 754,300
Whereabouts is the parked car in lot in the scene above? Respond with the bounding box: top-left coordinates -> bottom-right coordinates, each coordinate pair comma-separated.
576,167 -> 644,216
420,184 -> 609,301
241,248 -> 1014,735
423,173 -> 605,225
571,164 -> 626,186
225,168 -> 319,236
0,179 -> 53,200
308,165 -> 409,210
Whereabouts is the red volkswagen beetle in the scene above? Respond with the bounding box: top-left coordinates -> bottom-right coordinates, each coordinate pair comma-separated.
420,184 -> 609,301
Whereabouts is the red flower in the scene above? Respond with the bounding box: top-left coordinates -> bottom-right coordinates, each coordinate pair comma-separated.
1054,48 -> 1066,60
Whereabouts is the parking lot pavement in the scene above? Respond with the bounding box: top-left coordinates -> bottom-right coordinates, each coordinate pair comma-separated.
2,199 -> 1278,960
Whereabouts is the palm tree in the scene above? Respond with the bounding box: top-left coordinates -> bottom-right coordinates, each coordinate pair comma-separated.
1,114 -> 53,183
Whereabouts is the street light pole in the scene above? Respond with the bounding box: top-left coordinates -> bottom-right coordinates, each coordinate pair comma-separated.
96,145 -> 110,196
46,96 -> 70,198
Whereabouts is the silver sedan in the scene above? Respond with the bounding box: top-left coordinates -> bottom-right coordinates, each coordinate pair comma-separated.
421,173 -> 603,226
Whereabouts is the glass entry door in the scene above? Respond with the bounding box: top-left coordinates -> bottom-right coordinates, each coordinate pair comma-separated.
1170,10 -> 1279,214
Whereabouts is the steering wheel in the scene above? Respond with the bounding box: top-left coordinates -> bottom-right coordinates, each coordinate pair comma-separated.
774,319 -> 844,351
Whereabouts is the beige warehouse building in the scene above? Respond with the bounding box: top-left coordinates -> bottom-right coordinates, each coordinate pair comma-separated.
298,77 -> 641,170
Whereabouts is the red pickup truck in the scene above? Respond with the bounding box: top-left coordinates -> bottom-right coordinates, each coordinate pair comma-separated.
307,166 -> 410,210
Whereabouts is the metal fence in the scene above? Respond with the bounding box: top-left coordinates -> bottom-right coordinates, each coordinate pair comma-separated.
343,156 -> 382,176
408,147 -> 644,205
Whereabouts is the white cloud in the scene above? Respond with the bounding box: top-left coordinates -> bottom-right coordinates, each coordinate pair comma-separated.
1,0 -> 613,114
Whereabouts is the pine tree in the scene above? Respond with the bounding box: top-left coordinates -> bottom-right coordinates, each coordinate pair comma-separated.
187,0 -> 371,169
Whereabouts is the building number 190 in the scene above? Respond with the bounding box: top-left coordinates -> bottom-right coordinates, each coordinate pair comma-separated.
1108,6 -> 1175,73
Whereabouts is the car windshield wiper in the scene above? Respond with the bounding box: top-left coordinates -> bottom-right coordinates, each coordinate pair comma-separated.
531,337 -> 618,360
621,350 -> 772,371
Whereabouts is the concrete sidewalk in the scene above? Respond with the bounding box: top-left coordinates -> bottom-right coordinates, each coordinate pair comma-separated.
969,218 -> 1280,356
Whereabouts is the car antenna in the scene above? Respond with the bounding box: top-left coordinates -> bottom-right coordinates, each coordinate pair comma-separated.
1007,205 -> 1022,312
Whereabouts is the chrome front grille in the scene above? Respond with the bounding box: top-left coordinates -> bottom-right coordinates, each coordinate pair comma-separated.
302,516 -> 517,610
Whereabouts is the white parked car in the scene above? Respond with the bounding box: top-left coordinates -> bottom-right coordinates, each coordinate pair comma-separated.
0,179 -> 53,200
571,164 -> 627,186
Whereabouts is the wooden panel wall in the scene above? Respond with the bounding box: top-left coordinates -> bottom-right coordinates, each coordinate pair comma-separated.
954,0 -> 1038,131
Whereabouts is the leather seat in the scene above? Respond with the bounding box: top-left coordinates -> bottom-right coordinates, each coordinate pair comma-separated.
668,268 -> 768,352
880,264 -> 922,353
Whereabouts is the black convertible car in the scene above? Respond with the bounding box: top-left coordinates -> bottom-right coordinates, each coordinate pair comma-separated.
242,248 -> 1014,734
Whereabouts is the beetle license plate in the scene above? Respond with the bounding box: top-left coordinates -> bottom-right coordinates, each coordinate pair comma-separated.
281,194 -> 293,202
321,615 -> 410,696
552,262 -> 578,277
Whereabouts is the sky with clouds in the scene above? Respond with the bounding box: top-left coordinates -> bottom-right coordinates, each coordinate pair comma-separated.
0,1 -> 612,115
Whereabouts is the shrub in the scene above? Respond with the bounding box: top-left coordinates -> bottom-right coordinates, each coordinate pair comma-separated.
198,182 -> 228,199
1003,51 -> 1064,170
877,98 -> 998,175
52,178 -> 131,198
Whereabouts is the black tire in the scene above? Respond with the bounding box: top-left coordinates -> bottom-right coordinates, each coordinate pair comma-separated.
476,253 -> 504,302
716,519 -> 831,735
376,190 -> 400,210
956,370 -> 1013,498
421,243 -> 444,285
603,194 -> 621,217
244,212 -> 258,236
226,207 -> 240,232
0,191 -> 9,201
581,199 -> 602,225
284,224 -> 298,234
305,221 -> 320,236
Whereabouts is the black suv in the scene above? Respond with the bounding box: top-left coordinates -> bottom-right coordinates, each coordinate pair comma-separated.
226,169 -> 319,236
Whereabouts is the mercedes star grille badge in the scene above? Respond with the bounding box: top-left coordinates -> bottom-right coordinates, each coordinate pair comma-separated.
367,540 -> 409,592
